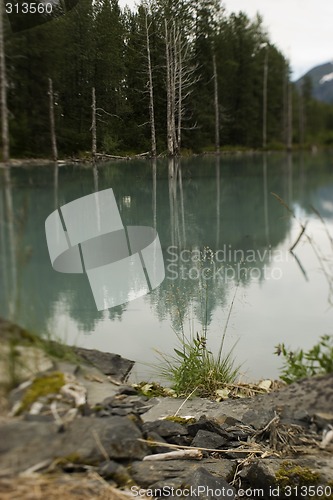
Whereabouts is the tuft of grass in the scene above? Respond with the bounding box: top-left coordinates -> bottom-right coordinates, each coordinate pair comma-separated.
156,283 -> 240,398
157,331 -> 240,398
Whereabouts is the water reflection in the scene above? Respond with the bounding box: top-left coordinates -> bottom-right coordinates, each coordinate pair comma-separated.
1,167 -> 17,320
1,153 -> 333,379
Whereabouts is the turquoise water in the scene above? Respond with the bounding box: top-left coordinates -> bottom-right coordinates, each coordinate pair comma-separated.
1,153 -> 333,381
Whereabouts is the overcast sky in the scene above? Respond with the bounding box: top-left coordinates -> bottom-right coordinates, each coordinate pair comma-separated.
119,0 -> 333,80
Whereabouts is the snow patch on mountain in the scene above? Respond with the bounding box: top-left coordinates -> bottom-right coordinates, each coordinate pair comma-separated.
319,72 -> 333,84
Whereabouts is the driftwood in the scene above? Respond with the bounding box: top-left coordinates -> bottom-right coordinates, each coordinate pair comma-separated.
143,449 -> 203,461
94,152 -> 150,160
95,153 -> 130,160
138,438 -> 268,457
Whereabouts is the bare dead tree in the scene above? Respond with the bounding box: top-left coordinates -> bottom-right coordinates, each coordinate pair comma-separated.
0,0 -> 9,163
145,8 -> 157,157
212,49 -> 220,154
177,34 -> 183,151
165,19 -> 175,156
175,32 -> 198,150
298,87 -> 305,147
165,19 -> 198,156
91,87 -> 97,157
262,47 -> 268,149
48,78 -> 58,162
286,77 -> 293,152
284,62 -> 293,152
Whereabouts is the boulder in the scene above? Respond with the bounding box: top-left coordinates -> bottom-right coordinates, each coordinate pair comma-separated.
0,416 -> 148,473
74,347 -> 134,381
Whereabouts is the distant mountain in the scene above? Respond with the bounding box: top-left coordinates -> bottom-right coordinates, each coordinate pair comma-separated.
296,61 -> 333,104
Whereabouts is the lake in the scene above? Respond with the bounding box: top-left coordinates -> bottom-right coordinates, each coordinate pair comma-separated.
1,152 -> 333,382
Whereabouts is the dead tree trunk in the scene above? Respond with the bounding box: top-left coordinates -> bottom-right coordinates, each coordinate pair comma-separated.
91,87 -> 97,157
171,24 -> 178,155
165,20 -> 179,156
298,88 -> 305,147
286,78 -> 293,151
212,50 -> 220,154
262,48 -> 268,149
165,20 -> 173,156
177,35 -> 182,151
145,10 -> 156,158
48,78 -> 58,162
0,1 -> 9,163
284,63 -> 293,152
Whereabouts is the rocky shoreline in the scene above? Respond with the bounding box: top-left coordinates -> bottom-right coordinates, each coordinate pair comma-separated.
0,319 -> 333,499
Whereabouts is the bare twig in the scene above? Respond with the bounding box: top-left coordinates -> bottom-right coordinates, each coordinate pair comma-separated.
173,386 -> 198,416
289,222 -> 308,252
138,438 -> 265,456
143,449 -> 202,461
92,429 -> 110,462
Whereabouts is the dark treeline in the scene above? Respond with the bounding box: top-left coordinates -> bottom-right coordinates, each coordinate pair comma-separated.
3,0 -> 333,157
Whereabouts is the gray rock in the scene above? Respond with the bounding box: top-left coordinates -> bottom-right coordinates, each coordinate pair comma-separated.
0,416 -> 148,473
181,467 -> 236,499
187,417 -> 230,439
117,386 -> 140,396
142,373 -> 333,430
96,394 -> 154,417
74,347 -> 134,381
191,430 -> 228,449
130,459 -> 235,489
98,460 -> 133,486
144,431 -> 170,453
239,455 -> 333,495
55,360 -> 121,406
143,419 -> 188,438
312,412 -> 333,430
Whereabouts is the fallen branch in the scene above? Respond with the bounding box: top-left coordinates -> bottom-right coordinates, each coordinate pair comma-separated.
143,449 -> 202,461
138,438 -> 265,456
95,153 -> 130,160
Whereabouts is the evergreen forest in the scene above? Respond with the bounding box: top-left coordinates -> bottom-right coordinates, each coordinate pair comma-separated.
2,0 -> 333,158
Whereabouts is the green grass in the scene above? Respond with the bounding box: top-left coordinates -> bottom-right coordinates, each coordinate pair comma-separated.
275,334 -> 333,384
156,284 -> 241,398
157,331 -> 239,398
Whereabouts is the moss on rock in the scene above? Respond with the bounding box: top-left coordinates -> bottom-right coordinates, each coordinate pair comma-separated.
276,461 -> 320,488
19,371 -> 66,413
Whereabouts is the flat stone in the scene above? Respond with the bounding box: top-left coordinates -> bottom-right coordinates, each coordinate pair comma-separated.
0,416 -> 148,473
142,373 -> 333,430
55,361 -> 122,406
187,416 -> 230,439
97,394 -> 154,417
74,347 -> 134,381
181,467 -> 236,499
130,459 -> 235,489
191,430 -> 228,449
143,419 -> 188,438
